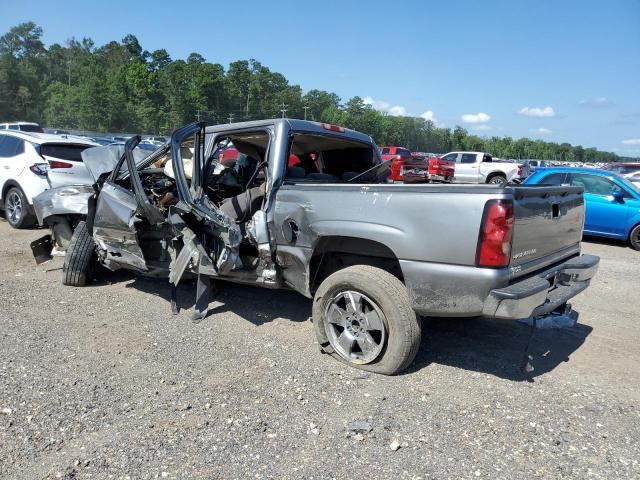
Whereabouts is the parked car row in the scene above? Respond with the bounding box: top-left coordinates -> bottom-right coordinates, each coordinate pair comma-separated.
379,147 -> 523,186
0,130 -> 99,227
0,124 -> 163,230
0,119 -> 602,376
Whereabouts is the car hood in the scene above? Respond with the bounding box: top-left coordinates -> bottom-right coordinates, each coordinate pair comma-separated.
81,144 -> 148,182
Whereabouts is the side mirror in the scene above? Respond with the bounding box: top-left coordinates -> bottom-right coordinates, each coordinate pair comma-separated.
611,189 -> 625,202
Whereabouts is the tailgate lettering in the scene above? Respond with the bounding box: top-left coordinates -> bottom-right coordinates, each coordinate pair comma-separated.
513,248 -> 537,260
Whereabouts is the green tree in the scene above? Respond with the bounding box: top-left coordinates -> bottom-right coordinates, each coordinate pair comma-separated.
0,21 -> 635,162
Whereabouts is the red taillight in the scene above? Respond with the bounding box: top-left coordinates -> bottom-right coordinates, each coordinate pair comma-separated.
48,160 -> 72,168
390,158 -> 405,181
477,200 -> 514,268
428,158 -> 439,175
517,164 -> 523,177
29,163 -> 49,176
321,123 -> 345,133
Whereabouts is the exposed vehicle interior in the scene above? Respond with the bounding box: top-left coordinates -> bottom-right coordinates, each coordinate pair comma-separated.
202,132 -> 269,222
98,129 -> 385,277
113,131 -> 270,273
285,133 -> 380,182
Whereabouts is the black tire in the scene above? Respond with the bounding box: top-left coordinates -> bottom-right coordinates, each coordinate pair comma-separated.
630,224 -> 640,251
313,265 -> 421,375
4,187 -> 36,228
62,221 -> 95,286
487,174 -> 507,186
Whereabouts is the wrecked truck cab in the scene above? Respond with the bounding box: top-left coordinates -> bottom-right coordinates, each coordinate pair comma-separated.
63,122 -> 278,284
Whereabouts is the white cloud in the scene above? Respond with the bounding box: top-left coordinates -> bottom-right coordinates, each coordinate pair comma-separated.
363,96 -> 390,111
518,106 -> 556,118
388,105 -> 407,116
364,96 -> 434,119
579,97 -> 611,108
363,96 -> 405,116
461,112 -> 491,124
622,138 -> 640,145
420,110 -> 436,121
531,127 -> 553,135
473,125 -> 492,131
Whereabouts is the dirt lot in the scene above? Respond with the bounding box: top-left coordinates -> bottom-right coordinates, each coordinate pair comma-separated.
0,218 -> 638,480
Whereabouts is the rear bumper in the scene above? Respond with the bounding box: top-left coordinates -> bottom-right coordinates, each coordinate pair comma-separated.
481,254 -> 599,319
401,253 -> 599,319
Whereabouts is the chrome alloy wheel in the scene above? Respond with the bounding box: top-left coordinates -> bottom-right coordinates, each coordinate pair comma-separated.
6,191 -> 23,225
323,290 -> 387,364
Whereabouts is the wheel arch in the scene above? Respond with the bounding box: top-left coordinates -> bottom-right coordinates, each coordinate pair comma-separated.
628,220 -> 640,244
485,171 -> 507,183
308,235 -> 404,294
1,179 -> 22,202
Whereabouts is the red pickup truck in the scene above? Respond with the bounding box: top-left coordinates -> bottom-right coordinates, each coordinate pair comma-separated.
379,146 -> 455,183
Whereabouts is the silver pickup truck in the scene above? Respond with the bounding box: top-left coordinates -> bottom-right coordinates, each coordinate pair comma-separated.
41,119 -> 599,375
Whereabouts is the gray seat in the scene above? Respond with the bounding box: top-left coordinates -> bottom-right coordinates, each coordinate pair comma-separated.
220,186 -> 265,224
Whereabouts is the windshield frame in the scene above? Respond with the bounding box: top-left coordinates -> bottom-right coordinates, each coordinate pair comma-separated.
616,174 -> 640,196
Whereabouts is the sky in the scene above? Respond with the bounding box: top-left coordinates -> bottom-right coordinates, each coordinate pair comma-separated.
2,0 -> 640,154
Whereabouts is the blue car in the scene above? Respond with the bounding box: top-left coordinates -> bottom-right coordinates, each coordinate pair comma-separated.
524,167 -> 640,250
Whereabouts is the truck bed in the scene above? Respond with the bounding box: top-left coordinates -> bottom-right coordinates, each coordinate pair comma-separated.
274,182 -> 586,316
277,182 -> 583,267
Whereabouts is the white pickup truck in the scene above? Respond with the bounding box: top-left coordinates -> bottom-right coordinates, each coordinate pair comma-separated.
440,151 -> 522,186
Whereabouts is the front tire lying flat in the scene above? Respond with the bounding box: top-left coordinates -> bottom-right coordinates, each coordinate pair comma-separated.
313,265 -> 421,375
62,221 -> 95,286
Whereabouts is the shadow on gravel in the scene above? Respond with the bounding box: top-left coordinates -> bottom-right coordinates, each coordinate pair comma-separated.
123,276 -> 312,324
408,315 -> 592,381
91,269 -> 592,380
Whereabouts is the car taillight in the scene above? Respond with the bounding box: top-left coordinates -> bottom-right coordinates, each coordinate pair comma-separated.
477,200 -> 514,268
517,164 -> 523,177
390,158 -> 405,181
48,160 -> 73,168
29,163 -> 49,176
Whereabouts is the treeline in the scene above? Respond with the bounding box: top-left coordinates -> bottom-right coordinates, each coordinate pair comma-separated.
0,22 -> 634,163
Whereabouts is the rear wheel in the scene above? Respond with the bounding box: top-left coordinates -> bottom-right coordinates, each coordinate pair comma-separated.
4,187 -> 35,228
630,224 -> 640,251
62,221 -> 95,286
487,174 -> 507,186
313,265 -> 421,375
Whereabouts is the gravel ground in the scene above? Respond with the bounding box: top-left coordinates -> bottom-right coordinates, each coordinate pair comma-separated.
0,218 -> 639,480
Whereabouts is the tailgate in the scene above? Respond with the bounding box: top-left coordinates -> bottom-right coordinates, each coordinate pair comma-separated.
400,157 -> 430,182
509,185 -> 584,266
